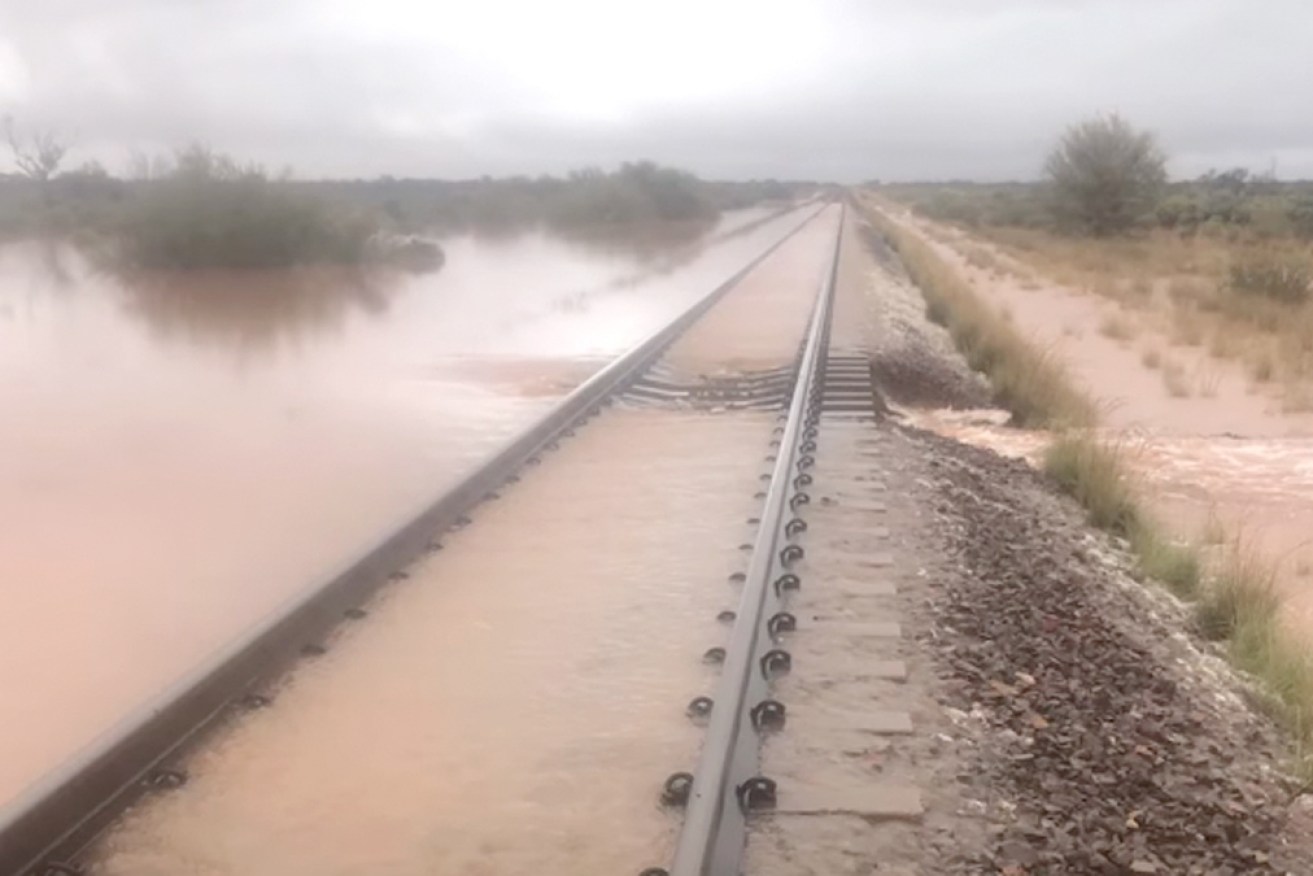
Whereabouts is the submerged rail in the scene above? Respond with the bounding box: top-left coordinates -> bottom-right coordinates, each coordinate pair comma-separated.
649,206 -> 843,876
0,205 -> 825,876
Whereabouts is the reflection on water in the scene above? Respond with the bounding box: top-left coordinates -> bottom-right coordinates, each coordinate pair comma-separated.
0,204 -> 810,803
122,266 -> 397,354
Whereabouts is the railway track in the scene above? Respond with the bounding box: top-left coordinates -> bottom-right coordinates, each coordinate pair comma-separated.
0,202 -> 891,876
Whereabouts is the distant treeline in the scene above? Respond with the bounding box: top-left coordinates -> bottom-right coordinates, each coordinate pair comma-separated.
0,152 -> 810,270
877,173 -> 1313,240
303,163 -> 806,233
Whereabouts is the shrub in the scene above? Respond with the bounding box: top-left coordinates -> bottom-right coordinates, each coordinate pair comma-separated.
118,146 -> 375,269
1197,542 -> 1280,641
1287,197 -> 1313,240
1228,253 -> 1311,304
1044,113 -> 1167,236
545,162 -> 717,228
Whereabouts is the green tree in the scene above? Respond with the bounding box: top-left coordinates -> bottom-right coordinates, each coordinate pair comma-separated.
1044,113 -> 1167,235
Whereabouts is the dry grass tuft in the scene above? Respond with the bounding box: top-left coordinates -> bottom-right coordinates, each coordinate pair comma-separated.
1197,540 -> 1280,642
1099,312 -> 1138,342
1043,434 -> 1140,536
1141,348 -> 1163,369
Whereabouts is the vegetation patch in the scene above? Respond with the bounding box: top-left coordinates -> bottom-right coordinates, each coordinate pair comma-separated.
118,148 -> 375,270
860,202 -> 1095,428
867,193 -> 1313,778
1228,252 -> 1311,305
872,169 -> 1313,409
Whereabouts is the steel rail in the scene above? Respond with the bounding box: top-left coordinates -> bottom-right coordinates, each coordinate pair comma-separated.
0,204 -> 826,876
656,204 -> 843,876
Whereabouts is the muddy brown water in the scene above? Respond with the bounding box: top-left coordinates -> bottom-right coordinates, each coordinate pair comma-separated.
92,408 -> 775,876
81,204 -> 841,874
0,205 -> 808,804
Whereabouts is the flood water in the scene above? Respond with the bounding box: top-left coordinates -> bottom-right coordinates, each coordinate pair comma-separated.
72,205 -> 839,875
92,407 -> 775,876
0,205 -> 809,803
880,204 -> 1313,641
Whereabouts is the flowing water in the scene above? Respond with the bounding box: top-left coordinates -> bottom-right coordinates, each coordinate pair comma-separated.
81,204 -> 841,875
0,205 -> 809,803
93,407 -> 775,876
877,208 -> 1313,638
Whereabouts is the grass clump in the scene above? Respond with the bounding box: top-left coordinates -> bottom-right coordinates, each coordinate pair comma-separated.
119,146 -> 375,270
1043,428 -> 1313,776
862,203 -> 1095,428
1228,253 -> 1311,305
1131,526 -> 1202,597
1043,433 -> 1141,535
1197,541 -> 1280,641
1195,541 -> 1313,774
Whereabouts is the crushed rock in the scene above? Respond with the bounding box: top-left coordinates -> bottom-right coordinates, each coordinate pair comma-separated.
908,425 -> 1313,874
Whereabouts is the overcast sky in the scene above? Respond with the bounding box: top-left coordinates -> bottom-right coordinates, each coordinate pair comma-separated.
1,0 -> 1311,182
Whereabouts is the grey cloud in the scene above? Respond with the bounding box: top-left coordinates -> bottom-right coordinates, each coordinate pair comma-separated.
1,0 -> 1311,181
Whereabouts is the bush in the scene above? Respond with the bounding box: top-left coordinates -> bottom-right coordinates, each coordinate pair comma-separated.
546,162 -> 717,228
1229,253 -> 1311,304
1287,197 -> 1313,240
119,146 -> 375,269
1044,113 -> 1167,236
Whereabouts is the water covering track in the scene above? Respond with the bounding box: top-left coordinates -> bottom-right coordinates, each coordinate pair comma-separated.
0,205 -> 827,876
649,205 -> 844,876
